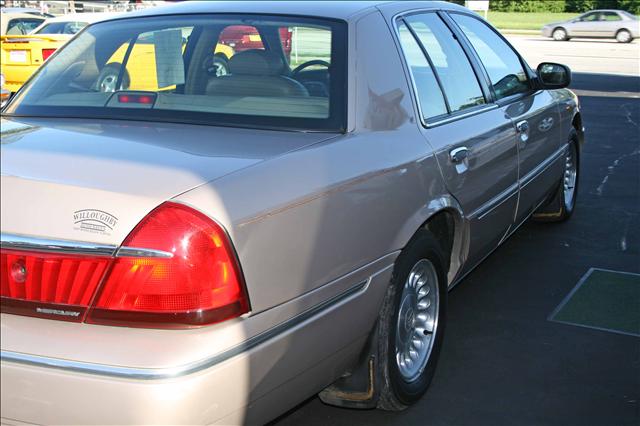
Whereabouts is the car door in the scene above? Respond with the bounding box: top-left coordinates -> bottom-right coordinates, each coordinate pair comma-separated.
448,13 -> 564,226
396,12 -> 519,271
600,11 -> 625,37
569,12 -> 601,37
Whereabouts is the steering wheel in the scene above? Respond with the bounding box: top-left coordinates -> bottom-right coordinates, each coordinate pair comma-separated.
292,60 -> 330,76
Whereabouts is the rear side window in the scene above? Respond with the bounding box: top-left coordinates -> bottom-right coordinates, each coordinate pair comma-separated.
35,21 -> 87,34
6,18 -> 43,35
397,23 -> 447,119
399,13 -> 486,121
602,12 -> 622,21
450,14 -> 530,101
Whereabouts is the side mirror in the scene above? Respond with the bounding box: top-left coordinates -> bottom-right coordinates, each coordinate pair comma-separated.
536,62 -> 571,89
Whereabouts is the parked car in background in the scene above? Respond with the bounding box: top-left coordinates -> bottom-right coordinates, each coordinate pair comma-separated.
0,72 -> 9,107
0,13 -> 118,95
0,1 -> 583,425
0,11 -> 45,35
542,9 -> 639,42
219,25 -> 293,59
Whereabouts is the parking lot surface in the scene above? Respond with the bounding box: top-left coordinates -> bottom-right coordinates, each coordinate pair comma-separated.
275,37 -> 640,426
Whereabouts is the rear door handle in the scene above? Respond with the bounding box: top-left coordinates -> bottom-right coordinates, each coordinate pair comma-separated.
516,120 -> 530,143
516,120 -> 529,133
450,147 -> 469,163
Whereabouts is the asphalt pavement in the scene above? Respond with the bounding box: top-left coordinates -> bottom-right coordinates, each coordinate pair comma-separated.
275,38 -> 640,426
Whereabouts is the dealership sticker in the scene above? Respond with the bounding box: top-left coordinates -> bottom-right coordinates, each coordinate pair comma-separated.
73,209 -> 118,235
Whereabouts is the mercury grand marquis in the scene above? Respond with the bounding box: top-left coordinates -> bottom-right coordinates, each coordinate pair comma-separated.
0,1 -> 583,424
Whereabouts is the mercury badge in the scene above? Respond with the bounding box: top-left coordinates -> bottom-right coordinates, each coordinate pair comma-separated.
73,209 -> 118,235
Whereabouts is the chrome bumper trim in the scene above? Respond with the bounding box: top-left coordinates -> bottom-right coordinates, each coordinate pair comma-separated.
0,280 -> 368,380
0,234 -> 173,258
0,233 -> 117,257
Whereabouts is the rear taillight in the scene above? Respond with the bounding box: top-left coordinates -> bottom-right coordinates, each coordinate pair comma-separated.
41,48 -> 56,61
1,250 -> 110,321
0,203 -> 249,328
87,202 -> 249,328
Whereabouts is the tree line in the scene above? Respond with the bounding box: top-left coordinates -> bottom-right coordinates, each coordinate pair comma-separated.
449,0 -> 640,14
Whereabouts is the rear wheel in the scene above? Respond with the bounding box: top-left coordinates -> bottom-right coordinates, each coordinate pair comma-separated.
553,28 -> 569,41
616,29 -> 632,43
534,129 -> 580,222
377,230 -> 447,410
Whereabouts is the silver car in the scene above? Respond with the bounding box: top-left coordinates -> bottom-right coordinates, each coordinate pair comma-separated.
0,1 -> 583,424
542,9 -> 639,42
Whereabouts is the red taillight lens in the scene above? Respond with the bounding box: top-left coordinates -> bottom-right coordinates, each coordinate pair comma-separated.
87,202 -> 249,328
41,48 -> 56,61
0,250 -> 110,321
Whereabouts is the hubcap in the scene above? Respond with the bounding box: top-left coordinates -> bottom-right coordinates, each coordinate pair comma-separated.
215,63 -> 228,77
617,31 -> 630,42
99,73 -> 118,93
563,143 -> 577,208
554,29 -> 566,40
395,259 -> 439,382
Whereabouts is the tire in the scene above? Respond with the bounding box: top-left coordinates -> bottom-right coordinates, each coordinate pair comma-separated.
377,229 -> 447,410
616,29 -> 632,43
553,28 -> 569,41
96,64 -> 129,93
534,128 -> 580,222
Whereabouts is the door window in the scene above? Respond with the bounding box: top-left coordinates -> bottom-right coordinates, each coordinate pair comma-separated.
602,12 -> 622,21
397,22 -> 448,119
401,13 -> 486,118
580,12 -> 599,22
451,14 -> 530,101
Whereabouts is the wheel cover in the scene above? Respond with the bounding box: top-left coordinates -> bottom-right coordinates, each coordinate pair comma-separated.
563,143 -> 578,207
617,31 -> 630,42
554,29 -> 566,40
215,63 -> 228,77
99,73 -> 118,93
395,259 -> 439,383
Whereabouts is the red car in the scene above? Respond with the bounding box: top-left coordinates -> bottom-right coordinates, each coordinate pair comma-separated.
219,25 -> 292,58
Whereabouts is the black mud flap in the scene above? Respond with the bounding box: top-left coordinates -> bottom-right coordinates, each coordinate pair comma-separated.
532,182 -> 564,221
318,324 -> 381,409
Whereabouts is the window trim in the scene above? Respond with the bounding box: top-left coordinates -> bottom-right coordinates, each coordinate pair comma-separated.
392,10 -> 496,128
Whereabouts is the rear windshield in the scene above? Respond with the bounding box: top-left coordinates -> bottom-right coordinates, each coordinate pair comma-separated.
5,14 -> 347,132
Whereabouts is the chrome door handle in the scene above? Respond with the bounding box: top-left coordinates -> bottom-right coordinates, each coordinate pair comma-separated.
450,147 -> 469,163
516,120 -> 530,143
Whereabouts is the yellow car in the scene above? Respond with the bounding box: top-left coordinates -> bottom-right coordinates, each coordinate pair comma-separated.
0,13 -> 116,94
96,37 -> 235,92
1,18 -> 235,95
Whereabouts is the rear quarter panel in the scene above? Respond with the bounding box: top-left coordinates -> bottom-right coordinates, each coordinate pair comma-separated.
175,10 -> 456,315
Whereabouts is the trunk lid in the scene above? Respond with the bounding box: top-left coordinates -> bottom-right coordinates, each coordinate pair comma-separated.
1,117 -> 335,245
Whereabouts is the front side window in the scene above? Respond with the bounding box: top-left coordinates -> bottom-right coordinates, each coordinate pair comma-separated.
5,14 -> 347,132
451,14 -> 530,101
402,13 -> 486,116
580,12 -> 599,22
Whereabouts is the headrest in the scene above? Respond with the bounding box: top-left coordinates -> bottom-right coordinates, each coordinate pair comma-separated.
229,49 -> 285,76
